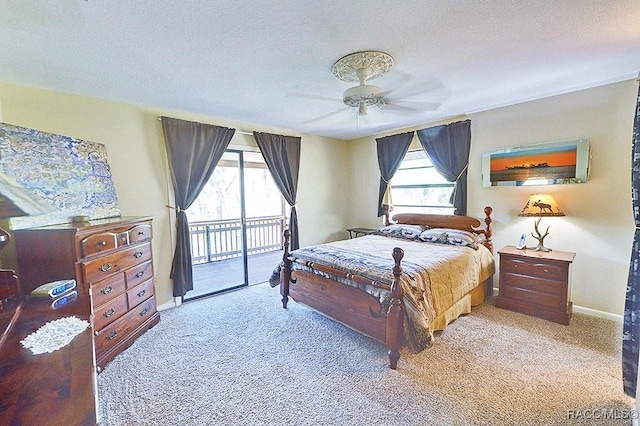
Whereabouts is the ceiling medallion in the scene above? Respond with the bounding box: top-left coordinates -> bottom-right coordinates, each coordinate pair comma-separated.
331,51 -> 394,83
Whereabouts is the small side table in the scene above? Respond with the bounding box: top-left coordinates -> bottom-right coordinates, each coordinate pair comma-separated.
496,245 -> 575,325
346,228 -> 378,239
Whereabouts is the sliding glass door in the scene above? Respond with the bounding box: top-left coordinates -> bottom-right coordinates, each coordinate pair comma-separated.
184,149 -> 285,301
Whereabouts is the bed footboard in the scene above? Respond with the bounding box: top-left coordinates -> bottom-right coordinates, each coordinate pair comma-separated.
279,231 -> 405,369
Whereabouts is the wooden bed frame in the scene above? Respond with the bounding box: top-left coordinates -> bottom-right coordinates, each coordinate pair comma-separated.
279,206 -> 494,369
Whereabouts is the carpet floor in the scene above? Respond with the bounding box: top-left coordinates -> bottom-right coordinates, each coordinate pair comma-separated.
97,283 -> 633,425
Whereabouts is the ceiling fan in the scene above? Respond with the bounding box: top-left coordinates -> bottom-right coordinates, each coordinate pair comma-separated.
300,51 -> 442,125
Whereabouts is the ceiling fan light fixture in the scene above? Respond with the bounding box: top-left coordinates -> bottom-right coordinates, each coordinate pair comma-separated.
343,84 -> 385,111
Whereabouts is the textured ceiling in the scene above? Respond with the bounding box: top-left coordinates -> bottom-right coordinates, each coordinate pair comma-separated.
0,0 -> 639,140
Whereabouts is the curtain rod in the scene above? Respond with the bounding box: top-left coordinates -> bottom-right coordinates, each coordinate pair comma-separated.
156,117 -> 253,136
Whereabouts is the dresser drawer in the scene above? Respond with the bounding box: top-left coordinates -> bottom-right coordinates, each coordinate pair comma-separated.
127,278 -> 155,308
501,256 -> 566,280
81,232 -> 119,257
125,260 -> 153,289
94,293 -> 128,331
82,243 -> 152,284
94,296 -> 157,356
502,285 -> 563,309
502,273 -> 562,295
129,224 -> 152,243
91,272 -> 126,306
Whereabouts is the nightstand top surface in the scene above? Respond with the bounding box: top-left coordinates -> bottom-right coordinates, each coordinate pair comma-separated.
498,245 -> 576,263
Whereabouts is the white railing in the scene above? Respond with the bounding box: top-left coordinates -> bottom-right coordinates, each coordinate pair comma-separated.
189,216 -> 285,264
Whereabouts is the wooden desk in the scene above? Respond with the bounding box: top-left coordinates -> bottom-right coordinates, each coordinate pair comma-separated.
0,292 -> 97,425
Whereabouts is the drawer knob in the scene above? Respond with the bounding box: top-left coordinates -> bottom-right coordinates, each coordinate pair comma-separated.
513,264 -> 519,268
98,241 -> 107,247
543,268 -> 550,273
101,286 -> 113,295
100,263 -> 112,272
137,289 -> 147,298
138,231 -> 146,236
135,271 -> 145,278
524,281 -> 535,287
104,308 -> 116,318
134,252 -> 143,259
139,308 -> 149,316
107,330 -> 118,340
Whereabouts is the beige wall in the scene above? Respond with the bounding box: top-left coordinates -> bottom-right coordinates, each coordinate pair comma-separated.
0,79 -> 635,315
347,79 -> 637,316
0,83 -> 349,308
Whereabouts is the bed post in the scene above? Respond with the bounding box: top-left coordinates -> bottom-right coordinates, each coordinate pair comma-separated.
387,247 -> 404,369
483,206 -> 494,254
383,204 -> 391,226
281,229 -> 291,309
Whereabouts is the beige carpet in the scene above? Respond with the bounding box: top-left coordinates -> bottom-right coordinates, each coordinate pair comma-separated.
97,283 -> 633,425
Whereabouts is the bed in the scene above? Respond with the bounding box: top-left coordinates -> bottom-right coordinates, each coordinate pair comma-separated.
271,206 -> 495,369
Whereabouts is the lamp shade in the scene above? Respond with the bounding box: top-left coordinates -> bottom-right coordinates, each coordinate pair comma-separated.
519,193 -> 565,217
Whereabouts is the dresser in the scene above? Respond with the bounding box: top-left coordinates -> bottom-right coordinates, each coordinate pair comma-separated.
496,245 -> 575,325
14,216 -> 160,371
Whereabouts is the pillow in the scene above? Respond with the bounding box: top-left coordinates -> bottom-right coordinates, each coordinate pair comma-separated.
419,228 -> 480,250
377,224 -> 427,240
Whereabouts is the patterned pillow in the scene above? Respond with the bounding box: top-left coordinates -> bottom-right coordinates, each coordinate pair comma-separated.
377,224 -> 427,240
419,228 -> 480,250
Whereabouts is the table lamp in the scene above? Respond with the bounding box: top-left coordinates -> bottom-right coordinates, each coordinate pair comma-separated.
0,173 -> 54,299
518,193 -> 565,252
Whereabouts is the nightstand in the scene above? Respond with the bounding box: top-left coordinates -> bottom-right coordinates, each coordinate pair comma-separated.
496,245 -> 575,325
346,228 -> 378,238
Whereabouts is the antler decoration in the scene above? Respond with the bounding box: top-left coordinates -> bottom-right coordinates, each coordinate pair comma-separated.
531,217 -> 551,252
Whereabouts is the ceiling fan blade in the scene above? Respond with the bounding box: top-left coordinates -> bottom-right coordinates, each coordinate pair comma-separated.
385,99 -> 441,111
301,107 -> 351,125
287,93 -> 341,104
382,77 -> 445,99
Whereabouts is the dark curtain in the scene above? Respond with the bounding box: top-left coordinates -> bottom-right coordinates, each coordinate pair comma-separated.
161,116 -> 235,297
416,120 -> 471,215
623,82 -> 640,397
376,131 -> 414,217
253,132 -> 301,251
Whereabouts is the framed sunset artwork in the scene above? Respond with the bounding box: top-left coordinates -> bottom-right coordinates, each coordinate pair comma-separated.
482,138 -> 590,187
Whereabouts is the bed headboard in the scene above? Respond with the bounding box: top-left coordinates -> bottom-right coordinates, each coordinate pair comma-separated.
386,206 -> 494,253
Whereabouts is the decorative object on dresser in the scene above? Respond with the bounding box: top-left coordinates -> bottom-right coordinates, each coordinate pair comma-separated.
518,193 -> 565,252
14,216 -> 160,371
496,245 -> 575,325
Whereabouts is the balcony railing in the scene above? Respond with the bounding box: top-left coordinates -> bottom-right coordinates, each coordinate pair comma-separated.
189,215 -> 285,264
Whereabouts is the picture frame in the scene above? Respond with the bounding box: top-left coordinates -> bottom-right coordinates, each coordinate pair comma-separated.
481,138 -> 590,187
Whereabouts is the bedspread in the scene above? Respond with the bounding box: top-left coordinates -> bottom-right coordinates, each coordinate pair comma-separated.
270,234 -> 495,351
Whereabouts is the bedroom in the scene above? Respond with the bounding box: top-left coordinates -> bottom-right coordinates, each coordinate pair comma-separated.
0,1 -> 639,424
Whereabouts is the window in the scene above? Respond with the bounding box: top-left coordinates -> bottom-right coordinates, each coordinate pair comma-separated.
389,149 -> 454,215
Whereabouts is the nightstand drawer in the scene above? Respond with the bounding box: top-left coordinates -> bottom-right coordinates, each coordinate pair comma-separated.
502,285 -> 563,309
501,257 -> 566,280
502,273 -> 563,295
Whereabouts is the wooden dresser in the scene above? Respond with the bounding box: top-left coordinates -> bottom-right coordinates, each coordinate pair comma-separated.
14,216 -> 160,371
496,245 -> 575,325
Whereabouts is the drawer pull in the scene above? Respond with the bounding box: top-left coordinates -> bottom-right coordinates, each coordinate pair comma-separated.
98,241 -> 107,247
513,264 -> 519,268
138,231 -> 146,236
139,308 -> 149,316
543,268 -> 550,273
100,263 -> 112,272
101,286 -> 113,295
107,330 -> 118,340
524,281 -> 535,287
135,271 -> 145,278
134,252 -> 143,259
104,308 -> 116,318
524,294 -> 537,301
137,289 -> 147,298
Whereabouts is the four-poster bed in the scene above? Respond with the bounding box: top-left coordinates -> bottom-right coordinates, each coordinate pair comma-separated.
273,207 -> 495,369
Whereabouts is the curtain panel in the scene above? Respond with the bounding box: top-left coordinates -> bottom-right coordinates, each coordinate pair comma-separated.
623,82 -> 640,397
375,131 -> 414,217
416,120 -> 471,216
161,116 -> 235,297
253,132 -> 301,251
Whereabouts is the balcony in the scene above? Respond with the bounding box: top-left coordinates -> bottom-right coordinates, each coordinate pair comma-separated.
187,215 -> 285,299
